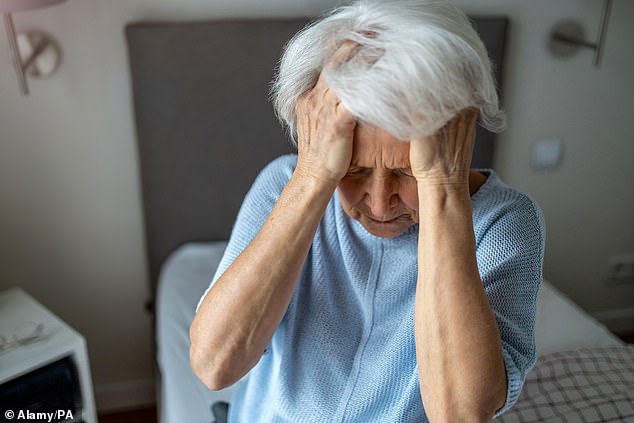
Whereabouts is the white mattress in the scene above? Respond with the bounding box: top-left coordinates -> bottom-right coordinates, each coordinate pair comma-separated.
156,241 -> 623,422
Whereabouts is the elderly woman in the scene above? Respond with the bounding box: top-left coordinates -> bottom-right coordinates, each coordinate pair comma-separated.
190,1 -> 545,422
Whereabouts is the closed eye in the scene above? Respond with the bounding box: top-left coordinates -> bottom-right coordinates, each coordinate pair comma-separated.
346,167 -> 372,176
394,168 -> 413,177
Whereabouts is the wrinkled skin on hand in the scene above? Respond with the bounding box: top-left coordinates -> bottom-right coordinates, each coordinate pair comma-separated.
294,42 -> 360,185
408,108 -> 479,186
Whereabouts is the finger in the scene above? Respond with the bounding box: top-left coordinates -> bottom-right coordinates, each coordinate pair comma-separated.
311,41 -> 361,101
454,109 -> 477,164
317,76 -> 341,108
443,108 -> 476,142
454,111 -> 468,144
326,40 -> 361,70
294,91 -> 308,116
335,103 -> 356,129
312,71 -> 329,93
459,107 -> 478,143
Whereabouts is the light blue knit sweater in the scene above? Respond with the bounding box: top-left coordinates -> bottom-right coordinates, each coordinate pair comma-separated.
206,154 -> 545,422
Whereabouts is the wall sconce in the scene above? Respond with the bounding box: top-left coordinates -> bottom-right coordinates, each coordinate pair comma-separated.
549,0 -> 612,68
1,0 -> 67,96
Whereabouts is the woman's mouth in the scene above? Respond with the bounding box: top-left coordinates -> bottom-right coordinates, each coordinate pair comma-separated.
367,215 -> 403,225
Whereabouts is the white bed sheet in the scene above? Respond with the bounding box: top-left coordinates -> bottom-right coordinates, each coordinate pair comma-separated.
156,242 -> 239,423
535,279 -> 623,355
156,241 -> 623,423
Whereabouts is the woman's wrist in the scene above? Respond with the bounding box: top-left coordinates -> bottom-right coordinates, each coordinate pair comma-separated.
416,177 -> 471,199
292,166 -> 342,195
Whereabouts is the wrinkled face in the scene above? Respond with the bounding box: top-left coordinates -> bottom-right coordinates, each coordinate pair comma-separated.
337,123 -> 419,238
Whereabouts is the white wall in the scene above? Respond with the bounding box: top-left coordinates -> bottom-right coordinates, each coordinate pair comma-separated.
454,0 -> 634,325
1,0 -> 632,412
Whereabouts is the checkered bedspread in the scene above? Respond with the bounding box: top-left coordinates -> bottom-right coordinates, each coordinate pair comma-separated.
498,345 -> 634,422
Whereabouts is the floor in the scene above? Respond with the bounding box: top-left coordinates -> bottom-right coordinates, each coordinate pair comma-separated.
99,333 -> 634,423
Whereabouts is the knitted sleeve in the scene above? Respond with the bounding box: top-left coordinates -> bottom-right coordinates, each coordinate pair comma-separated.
196,154 -> 296,310
475,193 -> 546,418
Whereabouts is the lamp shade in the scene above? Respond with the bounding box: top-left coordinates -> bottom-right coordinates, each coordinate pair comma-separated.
0,0 -> 66,13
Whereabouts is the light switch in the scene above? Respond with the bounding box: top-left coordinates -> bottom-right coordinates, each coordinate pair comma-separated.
532,139 -> 563,170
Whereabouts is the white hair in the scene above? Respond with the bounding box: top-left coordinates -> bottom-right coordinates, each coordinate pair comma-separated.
271,0 -> 506,142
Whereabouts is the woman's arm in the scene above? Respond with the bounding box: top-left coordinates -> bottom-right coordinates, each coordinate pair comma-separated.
190,44 -> 358,390
190,171 -> 337,390
411,109 -> 507,422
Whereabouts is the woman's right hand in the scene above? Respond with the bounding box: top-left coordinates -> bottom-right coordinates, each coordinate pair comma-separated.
294,42 -> 359,185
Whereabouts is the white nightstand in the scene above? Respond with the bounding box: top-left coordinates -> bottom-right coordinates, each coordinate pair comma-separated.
0,288 -> 97,423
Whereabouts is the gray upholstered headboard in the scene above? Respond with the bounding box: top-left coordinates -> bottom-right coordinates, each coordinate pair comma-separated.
125,16 -> 508,304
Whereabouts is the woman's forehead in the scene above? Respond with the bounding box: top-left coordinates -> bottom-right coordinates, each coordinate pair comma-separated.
351,123 -> 410,169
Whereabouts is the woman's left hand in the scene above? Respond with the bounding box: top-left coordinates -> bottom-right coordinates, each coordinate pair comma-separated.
409,108 -> 479,186
412,107 -> 508,422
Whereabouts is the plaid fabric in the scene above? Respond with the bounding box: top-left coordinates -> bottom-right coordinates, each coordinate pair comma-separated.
498,345 -> 634,422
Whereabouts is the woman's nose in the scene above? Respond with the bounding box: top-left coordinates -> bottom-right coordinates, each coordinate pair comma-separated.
366,175 -> 398,218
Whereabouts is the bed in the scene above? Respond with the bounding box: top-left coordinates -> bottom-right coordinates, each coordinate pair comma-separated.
125,16 -> 633,423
